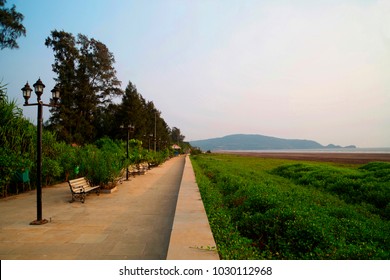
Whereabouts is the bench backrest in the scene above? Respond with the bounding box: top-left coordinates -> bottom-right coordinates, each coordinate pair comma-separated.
68,177 -> 89,192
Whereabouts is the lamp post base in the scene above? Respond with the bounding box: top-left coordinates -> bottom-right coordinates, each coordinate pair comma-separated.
30,219 -> 48,225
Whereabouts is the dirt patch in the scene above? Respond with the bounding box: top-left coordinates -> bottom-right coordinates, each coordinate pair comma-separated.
218,151 -> 390,164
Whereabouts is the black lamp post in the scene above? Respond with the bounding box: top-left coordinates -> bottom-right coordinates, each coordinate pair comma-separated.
22,78 -> 60,225
120,124 -> 134,181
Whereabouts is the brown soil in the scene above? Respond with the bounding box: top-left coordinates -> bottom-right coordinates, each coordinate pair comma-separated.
218,151 -> 390,164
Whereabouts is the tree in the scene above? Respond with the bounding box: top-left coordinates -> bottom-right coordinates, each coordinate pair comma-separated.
143,101 -> 171,151
115,81 -> 148,140
95,102 -> 120,140
45,30 -> 122,144
45,30 -> 79,143
154,111 -> 171,150
0,0 -> 26,50
170,127 -> 185,144
112,81 -> 172,151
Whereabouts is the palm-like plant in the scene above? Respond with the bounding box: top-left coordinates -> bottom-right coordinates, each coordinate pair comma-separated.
0,83 -> 34,196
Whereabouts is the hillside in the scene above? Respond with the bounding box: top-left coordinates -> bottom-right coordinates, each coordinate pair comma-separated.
189,134 -> 356,151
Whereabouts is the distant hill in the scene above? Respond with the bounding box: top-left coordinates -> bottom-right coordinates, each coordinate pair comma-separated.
189,134 -> 356,151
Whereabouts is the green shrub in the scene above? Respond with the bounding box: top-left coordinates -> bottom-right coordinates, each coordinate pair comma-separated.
272,162 -> 390,219
56,142 -> 78,181
0,87 -> 35,195
0,82 -> 170,194
128,139 -> 144,165
0,147 -> 28,196
191,156 -> 263,259
79,138 -> 126,187
191,154 -> 390,260
41,131 -> 64,186
147,149 -> 171,166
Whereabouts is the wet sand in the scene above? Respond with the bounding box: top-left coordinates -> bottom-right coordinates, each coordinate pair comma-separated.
217,151 -> 390,164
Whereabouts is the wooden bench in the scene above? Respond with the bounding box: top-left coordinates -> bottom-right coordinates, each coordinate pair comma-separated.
128,165 -> 138,177
68,177 -> 100,203
138,163 -> 149,175
128,163 -> 148,176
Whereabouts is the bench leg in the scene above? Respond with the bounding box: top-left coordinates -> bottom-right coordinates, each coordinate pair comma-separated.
70,192 -> 86,203
69,192 -> 78,203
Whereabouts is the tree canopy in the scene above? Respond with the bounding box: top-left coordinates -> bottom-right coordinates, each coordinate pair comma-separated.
111,81 -> 172,151
171,127 -> 185,144
45,30 -> 122,144
0,0 -> 26,50
45,29 -> 184,148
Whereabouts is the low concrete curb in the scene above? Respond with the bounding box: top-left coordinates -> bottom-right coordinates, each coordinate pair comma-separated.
167,155 -> 219,260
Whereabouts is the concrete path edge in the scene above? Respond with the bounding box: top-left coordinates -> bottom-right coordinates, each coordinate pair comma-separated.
166,155 -> 219,260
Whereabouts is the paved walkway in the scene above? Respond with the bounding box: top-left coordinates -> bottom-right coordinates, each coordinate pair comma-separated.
0,155 -> 218,260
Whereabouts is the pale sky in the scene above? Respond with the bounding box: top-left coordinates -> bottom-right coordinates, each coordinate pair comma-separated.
1,0 -> 389,147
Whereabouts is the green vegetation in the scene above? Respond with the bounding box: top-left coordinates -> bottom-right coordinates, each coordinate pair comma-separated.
44,30 -> 186,147
272,162 -> 390,220
191,153 -> 390,260
0,86 -> 34,196
0,83 -> 178,196
1,24 -> 188,194
0,0 -> 26,50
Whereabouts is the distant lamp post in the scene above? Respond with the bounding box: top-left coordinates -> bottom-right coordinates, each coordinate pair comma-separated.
120,124 -> 134,181
149,134 -> 153,151
154,111 -> 157,152
22,78 -> 60,225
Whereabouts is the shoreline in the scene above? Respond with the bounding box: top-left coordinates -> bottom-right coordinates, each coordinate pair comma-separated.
216,151 -> 390,164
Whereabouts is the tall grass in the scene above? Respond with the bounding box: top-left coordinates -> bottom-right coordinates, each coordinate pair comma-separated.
191,153 -> 390,260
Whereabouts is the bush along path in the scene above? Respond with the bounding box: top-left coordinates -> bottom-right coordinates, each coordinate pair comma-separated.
0,133 -> 174,197
0,82 -> 183,197
190,153 -> 390,260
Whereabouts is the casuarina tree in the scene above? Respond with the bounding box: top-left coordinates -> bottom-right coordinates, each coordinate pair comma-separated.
45,30 -> 122,144
0,0 -> 26,50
